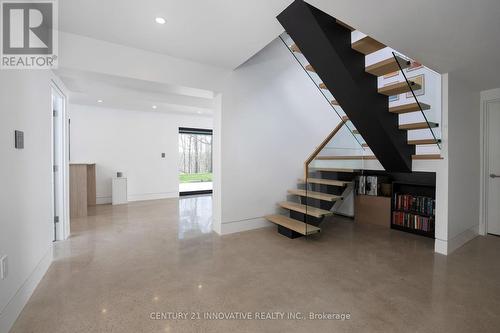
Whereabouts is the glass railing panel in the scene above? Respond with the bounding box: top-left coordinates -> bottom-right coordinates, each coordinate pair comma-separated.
302,122 -> 384,236
279,32 -> 364,149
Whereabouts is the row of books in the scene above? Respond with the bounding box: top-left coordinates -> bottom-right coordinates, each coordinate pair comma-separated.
393,193 -> 435,216
392,211 -> 434,232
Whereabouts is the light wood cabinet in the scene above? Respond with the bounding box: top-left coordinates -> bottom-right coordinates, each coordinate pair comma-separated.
70,164 -> 96,217
354,195 -> 391,228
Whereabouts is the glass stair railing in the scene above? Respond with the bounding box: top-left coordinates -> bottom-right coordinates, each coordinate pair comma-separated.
279,32 -> 365,149
301,121 -> 376,236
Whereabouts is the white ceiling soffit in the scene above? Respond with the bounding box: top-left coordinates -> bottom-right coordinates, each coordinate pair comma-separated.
69,93 -> 213,116
59,0 -> 500,90
56,68 -> 215,115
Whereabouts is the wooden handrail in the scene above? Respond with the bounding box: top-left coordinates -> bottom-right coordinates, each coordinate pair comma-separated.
304,121 -> 345,179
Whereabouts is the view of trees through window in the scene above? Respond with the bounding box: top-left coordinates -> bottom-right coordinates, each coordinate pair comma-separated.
179,133 -> 213,183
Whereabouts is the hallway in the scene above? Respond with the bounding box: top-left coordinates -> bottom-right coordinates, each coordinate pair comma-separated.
10,196 -> 500,333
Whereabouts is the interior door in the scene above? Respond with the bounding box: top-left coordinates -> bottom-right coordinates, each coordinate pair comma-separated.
52,88 -> 65,241
487,101 -> 500,235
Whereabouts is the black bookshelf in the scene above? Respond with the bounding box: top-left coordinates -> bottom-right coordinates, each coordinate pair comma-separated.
391,181 -> 436,239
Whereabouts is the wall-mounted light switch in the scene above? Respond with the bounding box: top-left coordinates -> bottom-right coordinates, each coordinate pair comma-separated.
0,255 -> 7,280
161,153 -> 165,158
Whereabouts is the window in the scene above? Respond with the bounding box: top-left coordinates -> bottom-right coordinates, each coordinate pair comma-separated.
178,128 -> 213,195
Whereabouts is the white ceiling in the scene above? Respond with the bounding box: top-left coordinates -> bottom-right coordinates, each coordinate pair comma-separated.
59,0 -> 500,89
310,0 -> 500,90
59,0 -> 290,70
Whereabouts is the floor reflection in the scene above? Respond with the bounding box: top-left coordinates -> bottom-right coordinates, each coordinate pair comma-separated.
178,195 -> 212,239
179,182 -> 213,192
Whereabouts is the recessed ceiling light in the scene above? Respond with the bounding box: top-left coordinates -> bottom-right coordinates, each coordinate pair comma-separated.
155,17 -> 166,25
97,99 -> 103,103
152,105 -> 157,109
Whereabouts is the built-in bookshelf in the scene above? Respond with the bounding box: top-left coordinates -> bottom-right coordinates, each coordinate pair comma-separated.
391,181 -> 436,238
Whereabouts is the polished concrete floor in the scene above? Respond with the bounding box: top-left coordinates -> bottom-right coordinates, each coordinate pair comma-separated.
10,195 -> 500,332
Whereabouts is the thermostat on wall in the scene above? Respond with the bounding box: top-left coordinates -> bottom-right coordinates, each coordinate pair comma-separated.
14,130 -> 24,149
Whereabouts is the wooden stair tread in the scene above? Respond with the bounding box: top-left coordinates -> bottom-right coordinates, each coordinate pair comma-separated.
331,99 -> 339,106
366,56 -> 410,76
290,43 -> 301,53
316,155 -> 377,160
341,115 -> 349,122
305,64 -> 315,72
310,167 -> 356,173
408,139 -> 440,145
299,178 -> 352,187
412,154 -> 443,160
266,215 -> 320,235
288,189 -> 342,202
319,83 -> 327,90
399,122 -> 438,130
352,36 -> 385,55
353,129 -> 360,135
316,154 -> 442,160
278,201 -> 333,218
379,81 -> 421,96
336,19 -> 355,31
389,102 -> 431,114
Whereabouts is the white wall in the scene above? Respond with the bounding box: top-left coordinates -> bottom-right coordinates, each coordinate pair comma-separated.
214,38 -> 344,234
443,72 -> 481,253
0,71 -> 56,332
69,105 -> 213,203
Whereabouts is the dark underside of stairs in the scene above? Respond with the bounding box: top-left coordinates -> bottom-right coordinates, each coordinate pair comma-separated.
277,0 -> 415,172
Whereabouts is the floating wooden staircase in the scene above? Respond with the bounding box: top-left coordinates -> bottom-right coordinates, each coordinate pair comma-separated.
378,81 -> 421,96
351,36 -> 385,55
299,178 -> 352,187
279,201 -> 333,218
399,122 -> 438,130
408,139 -> 441,145
305,64 -> 315,72
389,102 -> 431,114
310,167 -> 356,173
265,215 -> 320,235
287,189 -> 342,202
268,1 -> 443,239
365,56 -> 410,76
316,155 -> 442,161
290,43 -> 301,53
266,165 -> 356,238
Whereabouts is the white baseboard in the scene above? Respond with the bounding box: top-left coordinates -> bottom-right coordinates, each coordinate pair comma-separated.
448,224 -> 480,254
434,224 -> 479,255
220,217 -> 273,235
128,192 -> 178,202
434,238 -> 448,255
96,196 -> 112,204
0,246 -> 53,333
96,192 -> 179,204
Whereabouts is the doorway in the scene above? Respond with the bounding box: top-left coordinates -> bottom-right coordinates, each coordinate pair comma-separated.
51,84 -> 69,241
178,127 -> 213,196
484,100 -> 500,236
